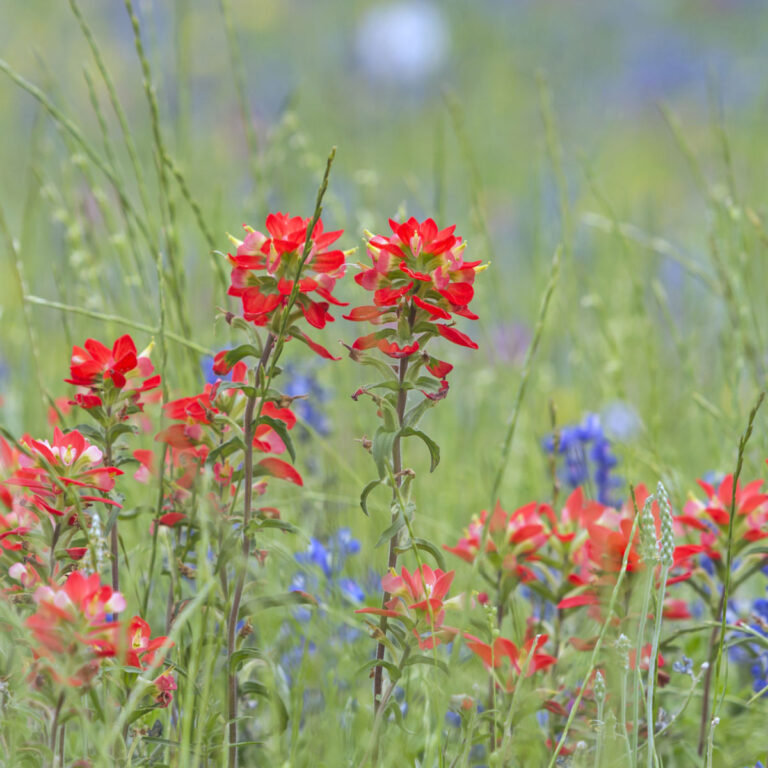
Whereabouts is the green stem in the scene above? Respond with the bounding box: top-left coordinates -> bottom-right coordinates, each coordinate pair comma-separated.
646,566 -> 669,768
632,567 -> 654,764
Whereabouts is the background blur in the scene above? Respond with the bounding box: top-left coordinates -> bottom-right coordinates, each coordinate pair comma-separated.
2,0 -> 768,531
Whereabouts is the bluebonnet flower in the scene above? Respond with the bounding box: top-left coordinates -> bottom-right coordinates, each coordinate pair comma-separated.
729,588 -> 768,695
281,528 -> 366,687
542,413 -> 622,506
282,363 -> 332,436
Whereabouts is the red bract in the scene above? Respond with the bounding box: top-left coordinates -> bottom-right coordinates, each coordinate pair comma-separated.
7,428 -> 122,518
677,473 -> 768,560
124,616 -> 171,669
356,565 -> 458,649
558,486 -> 700,613
26,572 -> 127,683
444,501 -> 549,581
345,217 -> 482,387
226,213 -> 346,358
66,334 -> 160,410
153,671 -> 177,707
465,633 -> 556,691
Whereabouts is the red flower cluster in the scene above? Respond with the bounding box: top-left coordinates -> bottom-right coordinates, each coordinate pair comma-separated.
226,213 -> 346,359
465,632 -> 556,691
345,217 -> 482,395
66,334 -> 160,413
443,500 -> 549,582
676,473 -> 768,561
154,362 -> 301,527
25,572 -> 172,692
5,428 -> 122,520
357,564 -> 458,650
558,486 -> 700,613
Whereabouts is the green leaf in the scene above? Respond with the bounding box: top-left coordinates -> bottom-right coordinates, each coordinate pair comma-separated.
255,415 -> 296,463
360,479 -> 383,516
246,518 -> 299,535
375,507 -> 407,548
240,682 -> 289,732
358,354 -> 399,381
71,423 -> 106,447
371,426 -> 396,478
207,435 -> 246,464
357,658 -> 401,681
399,426 -> 440,471
402,397 -> 437,428
217,382 -> 259,398
220,343 -> 262,369
107,422 -> 137,443
407,537 -> 446,570
413,376 -> 442,392
229,647 -> 267,672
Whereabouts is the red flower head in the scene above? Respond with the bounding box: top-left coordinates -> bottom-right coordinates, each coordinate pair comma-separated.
356,564 -> 458,649
465,632 -> 556,691
25,572 -> 127,684
676,474 -> 768,562
7,428 -> 122,518
444,500 -> 549,582
345,217 -> 483,393
66,335 -> 160,411
226,213 -> 347,359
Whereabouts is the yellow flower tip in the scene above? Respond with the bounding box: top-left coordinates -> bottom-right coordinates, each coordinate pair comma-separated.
138,340 -> 155,359
362,229 -> 376,239
455,241 -> 468,253
342,247 -> 359,257
243,225 -> 256,234
474,261 -> 491,273
226,232 -> 243,248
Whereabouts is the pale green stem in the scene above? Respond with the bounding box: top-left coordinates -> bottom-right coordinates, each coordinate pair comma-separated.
632,567 -> 654,765
646,566 -> 669,768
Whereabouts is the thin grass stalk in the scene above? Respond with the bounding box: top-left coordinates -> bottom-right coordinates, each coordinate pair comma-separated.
23,296 -> 211,356
162,151 -> 229,291
546,489 -> 643,768
142,247 -> 170,617
82,66 -> 151,309
0,58 -> 153,250
68,0 -> 153,223
226,150 -> 336,767
217,0 -> 266,214
488,245 -> 561,506
705,391 -> 765,766
0,202 -> 48,414
123,0 -> 192,352
646,565 -> 669,768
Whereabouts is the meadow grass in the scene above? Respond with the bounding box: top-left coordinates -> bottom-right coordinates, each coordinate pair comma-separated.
1,3 -> 768,767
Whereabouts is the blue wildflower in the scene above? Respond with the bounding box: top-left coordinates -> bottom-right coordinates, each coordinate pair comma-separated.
543,413 -> 622,506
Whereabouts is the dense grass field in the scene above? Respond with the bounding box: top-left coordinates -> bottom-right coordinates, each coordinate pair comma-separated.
2,2 -> 768,766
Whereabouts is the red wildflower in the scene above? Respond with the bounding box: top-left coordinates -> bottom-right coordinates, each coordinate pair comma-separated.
226,213 -> 346,358
345,217 -> 482,377
444,500 -> 549,581
465,632 -> 556,691
66,335 -> 160,410
356,565 -> 458,649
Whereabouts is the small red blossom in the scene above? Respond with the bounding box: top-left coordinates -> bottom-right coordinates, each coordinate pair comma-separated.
66,335 -> 160,413
465,632 -> 556,691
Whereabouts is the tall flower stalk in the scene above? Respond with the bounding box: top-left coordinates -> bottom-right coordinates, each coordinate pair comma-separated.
345,217 -> 483,710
